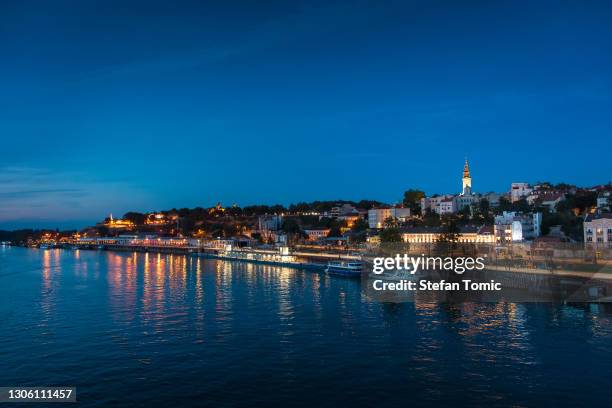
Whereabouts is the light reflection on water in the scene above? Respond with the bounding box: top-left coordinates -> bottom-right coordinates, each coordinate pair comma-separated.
1,247 -> 611,407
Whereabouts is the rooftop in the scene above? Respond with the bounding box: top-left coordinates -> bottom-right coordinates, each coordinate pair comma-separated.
399,225 -> 489,234
585,212 -> 612,222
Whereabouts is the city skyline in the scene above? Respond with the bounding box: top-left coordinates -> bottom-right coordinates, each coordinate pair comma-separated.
1,161 -> 608,230
1,1 -> 612,229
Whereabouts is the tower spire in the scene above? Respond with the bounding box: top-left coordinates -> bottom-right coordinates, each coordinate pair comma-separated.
463,158 -> 470,179
462,158 -> 472,195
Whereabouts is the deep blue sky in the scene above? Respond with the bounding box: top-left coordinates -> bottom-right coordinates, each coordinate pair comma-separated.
1,0 -> 611,229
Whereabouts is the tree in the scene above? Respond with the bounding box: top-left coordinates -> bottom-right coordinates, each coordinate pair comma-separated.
497,197 -> 531,214
289,202 -> 312,214
281,218 -> 301,234
380,227 -> 402,243
422,208 -> 441,227
269,204 -> 287,214
513,198 -> 531,213
554,183 -> 575,191
383,216 -> 398,229
350,218 -> 368,233
123,212 -> 146,225
225,206 -> 243,217
222,223 -> 238,238
556,191 -> 596,215
180,218 -> 195,235
458,205 -> 471,220
479,198 -> 490,216
177,207 -> 191,218
327,226 -> 342,237
355,200 -> 387,210
403,189 -> 425,214
475,198 -> 492,224
348,218 -> 368,243
498,196 -> 512,212
438,219 -> 460,244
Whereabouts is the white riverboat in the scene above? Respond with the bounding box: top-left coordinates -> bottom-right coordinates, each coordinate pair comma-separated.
325,261 -> 364,277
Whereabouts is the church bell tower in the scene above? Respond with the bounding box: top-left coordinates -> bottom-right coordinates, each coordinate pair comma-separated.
462,159 -> 472,195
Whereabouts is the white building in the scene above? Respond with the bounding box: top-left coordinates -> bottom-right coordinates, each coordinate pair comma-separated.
421,160 -> 479,215
494,211 -> 542,243
368,207 -> 411,229
437,198 -> 456,215
304,229 -> 331,241
455,195 -> 478,212
597,192 -> 611,210
510,183 -> 533,202
494,220 -> 523,243
584,213 -> 612,246
461,159 -> 472,196
327,203 -> 359,218
258,214 -> 282,231
421,194 -> 456,214
400,225 -> 495,244
456,159 -> 480,211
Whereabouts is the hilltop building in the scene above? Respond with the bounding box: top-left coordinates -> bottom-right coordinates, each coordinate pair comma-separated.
102,214 -> 134,230
462,159 -> 472,196
584,212 -> 612,246
324,204 -> 363,228
510,183 -> 532,202
145,213 -> 178,226
304,228 -> 331,241
420,160 -> 482,215
597,192 -> 611,211
368,207 -> 411,229
494,211 -> 542,243
326,204 -> 359,218
399,225 -> 495,244
420,195 -> 453,215
258,214 -> 283,232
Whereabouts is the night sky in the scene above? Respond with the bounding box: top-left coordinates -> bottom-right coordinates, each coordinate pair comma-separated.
1,0 -> 611,229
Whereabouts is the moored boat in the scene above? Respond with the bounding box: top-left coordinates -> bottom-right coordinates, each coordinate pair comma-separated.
325,261 -> 363,277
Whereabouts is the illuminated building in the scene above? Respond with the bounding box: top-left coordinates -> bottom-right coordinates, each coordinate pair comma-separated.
399,225 -> 495,244
367,207 -> 411,229
584,213 -> 612,246
494,211 -> 542,243
420,195 -> 455,215
510,183 -> 533,202
145,213 -> 176,225
420,159 -> 479,215
304,229 -> 331,241
208,202 -> 225,216
338,214 -> 361,228
461,159 -> 472,196
104,214 -> 134,229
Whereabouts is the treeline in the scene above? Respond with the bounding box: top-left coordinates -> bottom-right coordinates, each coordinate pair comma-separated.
123,199 -> 388,225
541,190 -> 600,239
0,229 -> 76,245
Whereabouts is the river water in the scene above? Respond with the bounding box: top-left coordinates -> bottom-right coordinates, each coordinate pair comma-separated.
1,247 -> 611,407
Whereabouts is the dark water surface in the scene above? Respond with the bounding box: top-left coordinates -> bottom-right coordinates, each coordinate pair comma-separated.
1,247 -> 611,407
